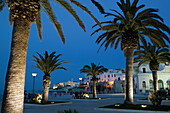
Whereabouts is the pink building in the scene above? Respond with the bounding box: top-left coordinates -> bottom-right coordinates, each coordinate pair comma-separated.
98,69 -> 125,87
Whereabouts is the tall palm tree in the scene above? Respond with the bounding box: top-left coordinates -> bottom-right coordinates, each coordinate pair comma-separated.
91,0 -> 170,104
32,51 -> 67,103
80,63 -> 108,98
0,0 -> 100,112
134,42 -> 170,91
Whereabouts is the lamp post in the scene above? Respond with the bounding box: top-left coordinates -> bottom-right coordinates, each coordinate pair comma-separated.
32,73 -> 37,97
79,77 -> 82,86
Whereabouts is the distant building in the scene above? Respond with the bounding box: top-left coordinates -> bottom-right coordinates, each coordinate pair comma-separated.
82,69 -> 125,93
52,79 -> 79,90
98,69 -> 125,87
50,79 -> 79,95
134,62 -> 170,94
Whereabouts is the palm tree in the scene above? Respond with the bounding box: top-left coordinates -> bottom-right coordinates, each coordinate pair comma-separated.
91,0 -> 170,104
0,0 -> 100,112
134,43 -> 170,91
80,63 -> 108,98
32,51 -> 67,103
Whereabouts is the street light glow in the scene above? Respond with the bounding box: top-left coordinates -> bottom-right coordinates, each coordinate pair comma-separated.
32,73 -> 37,77
79,77 -> 82,81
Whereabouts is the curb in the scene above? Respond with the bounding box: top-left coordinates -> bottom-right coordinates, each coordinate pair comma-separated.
136,99 -> 170,102
71,98 -> 109,101
24,102 -> 72,106
95,108 -> 170,113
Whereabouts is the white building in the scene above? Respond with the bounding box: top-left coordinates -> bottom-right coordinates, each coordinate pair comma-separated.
98,69 -> 125,83
81,69 -> 125,93
134,62 -> 170,94
82,69 -> 125,86
50,79 -> 80,95
53,79 -> 79,89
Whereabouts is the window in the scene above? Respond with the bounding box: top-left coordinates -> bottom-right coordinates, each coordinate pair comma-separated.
118,77 -> 120,81
111,74 -> 113,77
167,80 -> 170,89
142,81 -> 146,88
149,80 -> 153,89
158,80 -> 164,89
143,68 -> 146,73
108,75 -> 110,78
104,75 -> 106,78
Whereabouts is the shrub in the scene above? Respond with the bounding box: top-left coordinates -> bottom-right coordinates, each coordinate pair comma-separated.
148,90 -> 166,106
82,94 -> 89,99
32,93 -> 42,103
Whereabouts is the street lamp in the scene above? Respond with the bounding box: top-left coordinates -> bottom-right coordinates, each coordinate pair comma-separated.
79,77 -> 82,86
32,73 -> 37,97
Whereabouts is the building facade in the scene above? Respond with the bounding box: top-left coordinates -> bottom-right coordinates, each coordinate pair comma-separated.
52,79 -> 79,89
50,79 -> 80,95
134,62 -> 170,94
82,69 -> 125,93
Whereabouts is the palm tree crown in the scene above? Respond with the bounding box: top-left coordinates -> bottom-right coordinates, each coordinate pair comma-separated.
134,43 -> 170,70
0,0 -> 101,44
80,63 -> 107,98
80,63 -> 108,81
32,51 -> 67,75
91,0 -> 170,51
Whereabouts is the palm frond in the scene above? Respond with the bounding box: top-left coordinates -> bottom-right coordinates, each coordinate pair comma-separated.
138,59 -> 150,67
8,11 -> 13,26
92,21 -> 112,28
56,0 -> 86,32
0,0 -> 6,12
36,11 -> 42,41
68,0 -> 101,27
91,0 -> 105,14
114,37 -> 121,50
41,0 -> 65,44
131,0 -> 139,8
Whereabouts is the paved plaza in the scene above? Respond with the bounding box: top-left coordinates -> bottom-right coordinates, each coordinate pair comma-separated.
23,94 -> 170,113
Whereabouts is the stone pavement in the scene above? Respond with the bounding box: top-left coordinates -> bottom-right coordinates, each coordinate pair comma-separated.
23,94 -> 170,113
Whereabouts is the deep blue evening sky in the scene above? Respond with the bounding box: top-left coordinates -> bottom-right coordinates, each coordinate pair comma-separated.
0,0 -> 170,94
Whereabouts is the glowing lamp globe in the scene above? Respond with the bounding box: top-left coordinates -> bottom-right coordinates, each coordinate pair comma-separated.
79,77 -> 82,81
32,73 -> 37,77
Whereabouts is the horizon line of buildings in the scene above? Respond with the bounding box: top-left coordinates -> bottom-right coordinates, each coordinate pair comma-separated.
50,62 -> 170,94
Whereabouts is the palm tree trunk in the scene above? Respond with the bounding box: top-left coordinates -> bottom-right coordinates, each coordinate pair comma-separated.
152,71 -> 158,91
1,20 -> 31,113
93,81 -> 97,98
124,48 -> 134,105
42,75 -> 51,103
